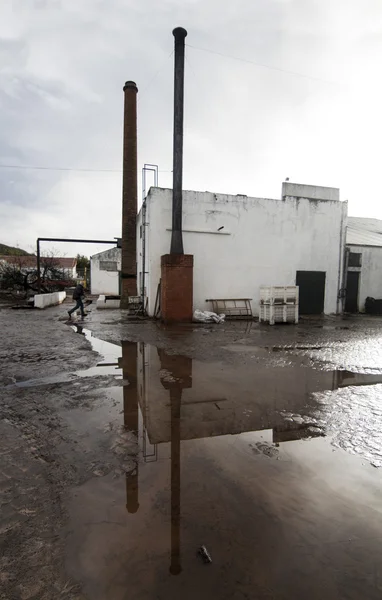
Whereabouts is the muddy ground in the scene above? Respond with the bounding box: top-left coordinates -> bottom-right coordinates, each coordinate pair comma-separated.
1,301 -> 382,599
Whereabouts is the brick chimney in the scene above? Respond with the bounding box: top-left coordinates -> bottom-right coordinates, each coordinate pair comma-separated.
121,80 -> 138,308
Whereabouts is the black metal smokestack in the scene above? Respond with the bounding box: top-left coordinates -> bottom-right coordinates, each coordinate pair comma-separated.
170,26 -> 187,255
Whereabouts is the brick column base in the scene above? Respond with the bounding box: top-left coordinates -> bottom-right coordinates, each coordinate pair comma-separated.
120,278 -> 137,309
161,254 -> 194,323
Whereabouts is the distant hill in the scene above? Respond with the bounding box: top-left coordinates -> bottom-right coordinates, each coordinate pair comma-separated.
0,243 -> 31,256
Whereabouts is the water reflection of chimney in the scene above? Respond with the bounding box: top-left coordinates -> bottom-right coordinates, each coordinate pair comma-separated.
119,341 -> 140,514
158,349 -> 192,576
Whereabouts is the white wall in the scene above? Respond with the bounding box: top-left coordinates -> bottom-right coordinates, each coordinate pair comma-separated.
347,244 -> 382,311
90,248 -> 121,296
34,291 -> 66,309
139,187 -> 347,317
96,295 -> 121,309
282,181 -> 340,202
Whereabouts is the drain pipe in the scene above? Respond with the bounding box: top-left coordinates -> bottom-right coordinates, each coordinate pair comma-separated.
341,247 -> 350,313
337,202 -> 348,314
36,239 -> 41,293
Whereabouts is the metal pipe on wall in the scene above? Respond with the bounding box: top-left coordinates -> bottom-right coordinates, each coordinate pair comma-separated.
37,239 -> 41,293
337,202 -> 348,315
141,164 -> 158,310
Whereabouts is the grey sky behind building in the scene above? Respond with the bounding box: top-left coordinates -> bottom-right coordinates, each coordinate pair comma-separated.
1,0 -> 381,256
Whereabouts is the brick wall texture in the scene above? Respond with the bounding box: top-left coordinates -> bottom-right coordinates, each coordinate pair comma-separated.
121,81 -> 138,305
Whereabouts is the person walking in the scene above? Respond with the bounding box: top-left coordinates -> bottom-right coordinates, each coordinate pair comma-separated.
68,283 -> 86,320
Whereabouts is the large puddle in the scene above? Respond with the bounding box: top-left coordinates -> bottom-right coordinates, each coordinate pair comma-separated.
12,327 -> 382,465
60,328 -> 382,599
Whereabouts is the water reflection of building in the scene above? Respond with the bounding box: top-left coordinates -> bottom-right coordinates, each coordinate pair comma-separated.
120,340 -> 346,574
134,344 -> 339,445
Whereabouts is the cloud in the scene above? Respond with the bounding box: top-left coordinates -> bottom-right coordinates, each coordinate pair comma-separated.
1,0 -> 382,257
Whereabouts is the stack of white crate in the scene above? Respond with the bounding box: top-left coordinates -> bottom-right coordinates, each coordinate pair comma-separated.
259,286 -> 299,325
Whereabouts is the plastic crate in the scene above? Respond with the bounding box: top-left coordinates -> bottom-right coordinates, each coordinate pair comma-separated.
260,286 -> 299,305
259,304 -> 298,325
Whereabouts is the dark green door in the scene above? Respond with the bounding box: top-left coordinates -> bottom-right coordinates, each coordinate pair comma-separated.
296,271 -> 326,315
345,271 -> 359,313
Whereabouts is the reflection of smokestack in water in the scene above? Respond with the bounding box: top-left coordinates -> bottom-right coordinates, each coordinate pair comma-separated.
122,341 -> 138,431
169,387 -> 182,575
121,81 -> 138,307
121,341 -> 139,513
158,349 -> 192,576
125,466 -> 139,514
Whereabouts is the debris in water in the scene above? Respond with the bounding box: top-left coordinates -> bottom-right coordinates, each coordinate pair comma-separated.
198,545 -> 212,564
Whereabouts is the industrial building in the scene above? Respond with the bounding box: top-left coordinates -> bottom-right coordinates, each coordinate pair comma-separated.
136,181 -> 347,317
90,247 -> 121,296
91,181 -> 350,316
345,217 -> 382,313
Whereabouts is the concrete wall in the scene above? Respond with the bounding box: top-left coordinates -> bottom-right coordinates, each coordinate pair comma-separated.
138,187 -> 347,317
282,181 -> 340,202
90,248 -> 121,296
96,295 -> 121,309
347,244 -> 382,311
34,291 -> 66,309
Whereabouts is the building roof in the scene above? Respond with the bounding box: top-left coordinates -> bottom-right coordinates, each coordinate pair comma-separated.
91,247 -> 120,260
0,255 -> 77,269
347,217 -> 382,247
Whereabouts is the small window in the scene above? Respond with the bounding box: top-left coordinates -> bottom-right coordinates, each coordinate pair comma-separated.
348,252 -> 362,267
140,225 -> 142,239
99,261 -> 118,271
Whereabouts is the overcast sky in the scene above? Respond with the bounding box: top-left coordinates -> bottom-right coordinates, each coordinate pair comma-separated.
1,0 -> 382,257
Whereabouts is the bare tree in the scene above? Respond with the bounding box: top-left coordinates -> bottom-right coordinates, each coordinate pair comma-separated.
0,253 -> 75,297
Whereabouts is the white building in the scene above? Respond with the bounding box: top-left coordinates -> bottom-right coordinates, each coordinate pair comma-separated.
137,182 -> 347,317
345,217 -> 382,312
90,247 -> 121,296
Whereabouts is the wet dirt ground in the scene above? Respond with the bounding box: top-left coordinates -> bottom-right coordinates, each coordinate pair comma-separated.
1,302 -> 382,599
